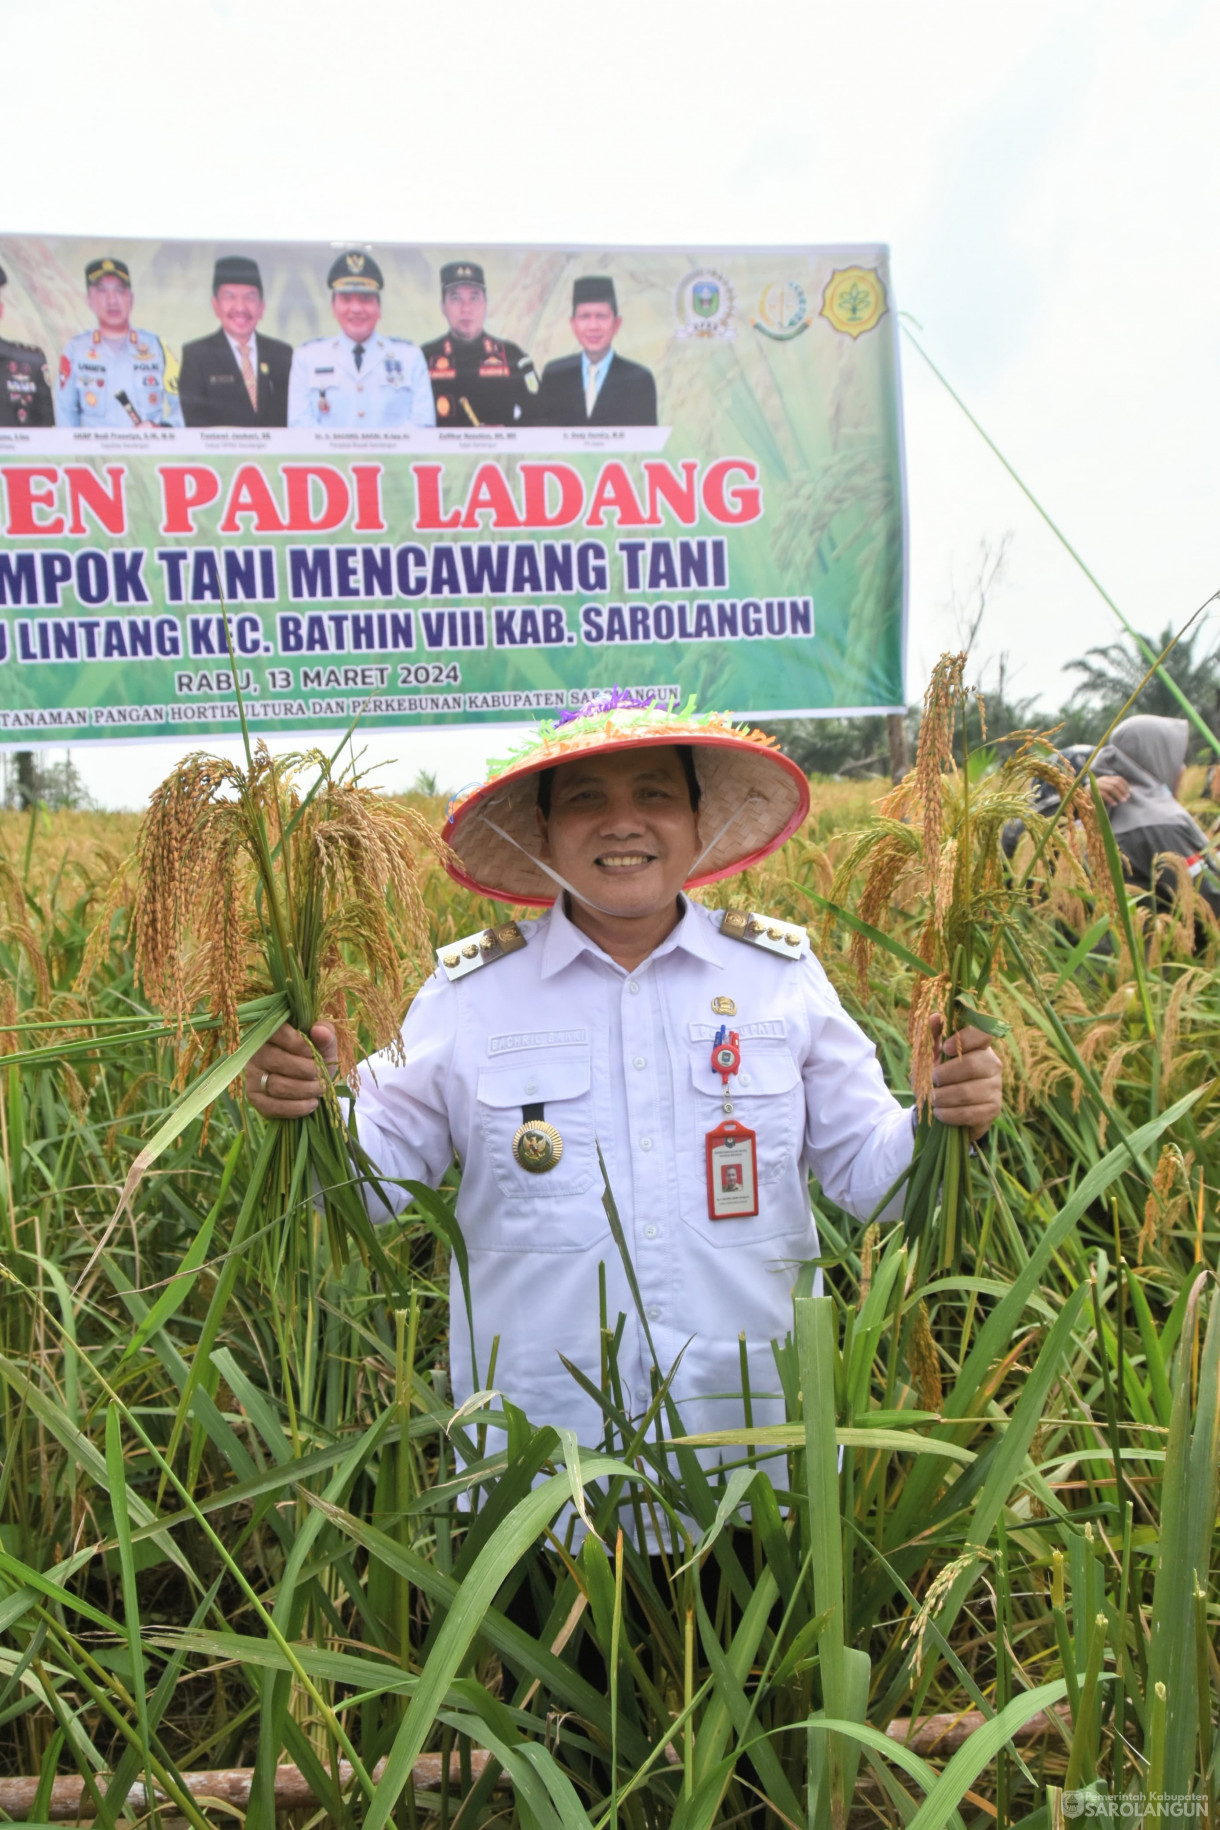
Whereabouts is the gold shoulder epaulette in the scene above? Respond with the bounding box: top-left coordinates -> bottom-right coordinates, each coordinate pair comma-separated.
720,908 -> 807,959
438,920 -> 528,982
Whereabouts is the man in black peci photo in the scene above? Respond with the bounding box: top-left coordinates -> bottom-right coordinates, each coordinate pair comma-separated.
534,276 -> 657,427
179,255 -> 294,428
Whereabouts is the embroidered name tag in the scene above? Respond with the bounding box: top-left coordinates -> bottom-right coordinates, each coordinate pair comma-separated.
689,1020 -> 787,1041
489,1028 -> 589,1055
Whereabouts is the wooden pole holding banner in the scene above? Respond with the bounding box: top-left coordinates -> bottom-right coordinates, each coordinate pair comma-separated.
14,751 -> 36,808
887,712 -> 909,782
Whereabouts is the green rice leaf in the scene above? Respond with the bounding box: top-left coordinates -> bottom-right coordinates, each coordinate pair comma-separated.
789,883 -> 938,977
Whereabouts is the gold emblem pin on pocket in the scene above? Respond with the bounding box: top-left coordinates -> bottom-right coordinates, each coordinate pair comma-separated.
512,1119 -> 564,1173
711,995 -> 737,1016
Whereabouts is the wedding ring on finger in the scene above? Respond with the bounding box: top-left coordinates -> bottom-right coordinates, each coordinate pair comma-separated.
259,1070 -> 270,1095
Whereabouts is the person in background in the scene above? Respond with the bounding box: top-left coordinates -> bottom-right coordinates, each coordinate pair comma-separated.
1001,742 -> 1131,861
1093,714 -> 1220,917
0,263 -> 54,428
179,255 -> 293,427
56,257 -> 183,429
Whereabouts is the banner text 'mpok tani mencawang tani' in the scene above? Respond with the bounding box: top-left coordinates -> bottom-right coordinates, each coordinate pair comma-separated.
0,237 -> 906,745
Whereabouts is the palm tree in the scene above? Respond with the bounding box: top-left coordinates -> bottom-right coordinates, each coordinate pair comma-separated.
1065,623 -> 1220,735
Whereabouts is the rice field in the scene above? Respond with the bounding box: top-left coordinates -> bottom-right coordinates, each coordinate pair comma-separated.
0,718 -> 1216,1829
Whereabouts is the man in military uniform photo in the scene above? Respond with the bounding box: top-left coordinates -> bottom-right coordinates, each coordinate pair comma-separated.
287,251 -> 434,429
0,264 -> 54,429
421,260 -> 538,426
179,255 -> 293,428
56,257 -> 183,429
534,276 -> 658,427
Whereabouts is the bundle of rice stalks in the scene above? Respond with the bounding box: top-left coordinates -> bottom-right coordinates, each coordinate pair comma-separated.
129,741 -> 443,1078
102,741 -> 449,1297
824,652 -> 1114,1261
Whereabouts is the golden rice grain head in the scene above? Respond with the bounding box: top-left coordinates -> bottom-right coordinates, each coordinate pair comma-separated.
1139,1143 -> 1194,1263
131,753 -> 244,1025
1158,963 -> 1206,1100
858,1222 -> 880,1307
907,1299 -> 943,1414
908,972 -> 949,1113
933,837 -> 959,926
903,1551 -> 981,1678
0,913 -> 52,1008
913,652 -> 968,867
1096,1036 -> 1151,1148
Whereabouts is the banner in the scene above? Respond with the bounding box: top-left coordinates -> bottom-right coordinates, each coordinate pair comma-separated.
0,236 -> 906,746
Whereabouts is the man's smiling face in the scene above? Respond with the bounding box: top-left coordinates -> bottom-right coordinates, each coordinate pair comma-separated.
537,746 -> 700,920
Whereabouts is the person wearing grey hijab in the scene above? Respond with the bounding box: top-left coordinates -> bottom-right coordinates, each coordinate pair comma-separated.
1092,714 -> 1220,917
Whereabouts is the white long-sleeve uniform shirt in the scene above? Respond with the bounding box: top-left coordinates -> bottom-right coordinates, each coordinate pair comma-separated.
354,896 -> 914,1453
287,332 -> 436,428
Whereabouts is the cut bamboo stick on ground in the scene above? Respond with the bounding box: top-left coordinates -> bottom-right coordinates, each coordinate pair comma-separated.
0,1709 -> 1071,1822
0,1751 -> 493,1822
884,1702 -> 1070,1755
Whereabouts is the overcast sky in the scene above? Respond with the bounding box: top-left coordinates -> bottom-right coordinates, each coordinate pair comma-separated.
7,0 -> 1217,805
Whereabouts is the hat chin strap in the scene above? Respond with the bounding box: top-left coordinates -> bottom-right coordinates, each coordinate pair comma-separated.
473,791 -> 763,917
475,805 -> 627,916
687,792 -> 763,876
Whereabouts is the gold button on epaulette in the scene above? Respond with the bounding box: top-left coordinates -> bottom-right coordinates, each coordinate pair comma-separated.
437,921 -> 528,981
720,907 -> 807,960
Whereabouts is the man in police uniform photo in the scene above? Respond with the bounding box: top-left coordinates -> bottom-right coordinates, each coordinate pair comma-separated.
246,694 -> 1002,1512
179,255 -> 293,428
0,263 -> 54,429
534,276 -> 658,427
287,251 -> 435,429
56,256 -> 183,429
421,260 -> 538,426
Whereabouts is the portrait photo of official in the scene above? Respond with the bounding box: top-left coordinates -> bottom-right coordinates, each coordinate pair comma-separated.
421,260 -> 539,426
178,255 -> 293,428
0,262 -> 54,429
534,276 -> 657,427
56,256 -> 183,429
287,250 -> 435,429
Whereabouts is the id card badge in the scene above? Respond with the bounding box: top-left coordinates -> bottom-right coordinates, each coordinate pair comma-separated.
706,1119 -> 759,1220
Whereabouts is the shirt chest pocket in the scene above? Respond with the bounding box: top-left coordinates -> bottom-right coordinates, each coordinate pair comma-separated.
678,1042 -> 805,1247
475,1051 -> 598,1203
687,1043 -> 803,1186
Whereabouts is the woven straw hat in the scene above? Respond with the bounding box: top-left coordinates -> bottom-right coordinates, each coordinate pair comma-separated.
442,692 -> 810,905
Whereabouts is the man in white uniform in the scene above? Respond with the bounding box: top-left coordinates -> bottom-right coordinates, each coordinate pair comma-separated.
287,249 -> 435,430
247,694 -> 1002,1456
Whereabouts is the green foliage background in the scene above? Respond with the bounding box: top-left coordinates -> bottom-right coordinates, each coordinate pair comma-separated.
0,762 -> 1217,1823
